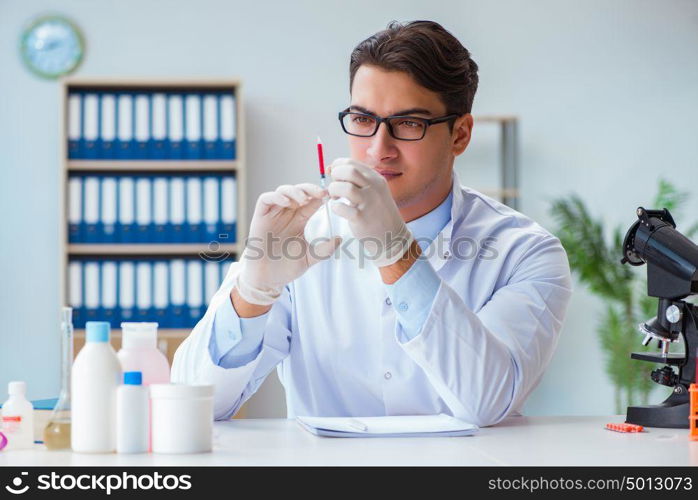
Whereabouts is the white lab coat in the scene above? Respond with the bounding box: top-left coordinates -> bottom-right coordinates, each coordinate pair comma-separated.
171,172 -> 572,427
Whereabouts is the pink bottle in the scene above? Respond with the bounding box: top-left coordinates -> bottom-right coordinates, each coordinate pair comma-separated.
118,323 -> 170,385
118,323 -> 170,452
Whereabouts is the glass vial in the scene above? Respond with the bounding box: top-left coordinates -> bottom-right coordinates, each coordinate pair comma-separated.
43,307 -> 73,449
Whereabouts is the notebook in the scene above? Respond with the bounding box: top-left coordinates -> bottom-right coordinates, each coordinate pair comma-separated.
296,413 -> 479,438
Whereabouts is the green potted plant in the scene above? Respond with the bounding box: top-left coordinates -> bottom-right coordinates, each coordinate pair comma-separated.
550,180 -> 698,413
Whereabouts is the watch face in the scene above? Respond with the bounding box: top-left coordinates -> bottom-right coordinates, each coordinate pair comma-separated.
20,16 -> 84,79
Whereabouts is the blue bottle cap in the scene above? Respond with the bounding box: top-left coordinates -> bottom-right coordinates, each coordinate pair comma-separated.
123,371 -> 142,385
85,321 -> 110,343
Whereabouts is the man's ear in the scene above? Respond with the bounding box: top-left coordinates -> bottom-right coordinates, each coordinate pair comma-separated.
452,114 -> 473,156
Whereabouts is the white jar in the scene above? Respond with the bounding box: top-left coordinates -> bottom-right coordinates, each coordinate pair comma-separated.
150,384 -> 213,454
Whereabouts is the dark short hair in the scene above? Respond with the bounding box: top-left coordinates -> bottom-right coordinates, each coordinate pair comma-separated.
350,20 -> 479,117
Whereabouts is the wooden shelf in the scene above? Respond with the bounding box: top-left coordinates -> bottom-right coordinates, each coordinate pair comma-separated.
68,160 -> 238,172
75,328 -> 190,340
68,243 -> 240,256
63,76 -> 243,90
474,115 -> 518,123
479,188 -> 520,199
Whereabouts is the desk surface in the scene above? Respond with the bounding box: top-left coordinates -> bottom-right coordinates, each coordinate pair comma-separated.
1,415 -> 696,466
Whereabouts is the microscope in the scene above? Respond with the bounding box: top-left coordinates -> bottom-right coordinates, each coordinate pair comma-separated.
620,207 -> 698,428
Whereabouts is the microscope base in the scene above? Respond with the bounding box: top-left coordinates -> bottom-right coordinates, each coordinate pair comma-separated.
626,389 -> 689,428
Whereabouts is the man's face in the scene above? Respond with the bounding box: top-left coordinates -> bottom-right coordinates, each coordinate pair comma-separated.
347,64 -> 472,221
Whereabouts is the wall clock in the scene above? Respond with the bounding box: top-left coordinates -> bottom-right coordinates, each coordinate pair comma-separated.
20,15 -> 84,79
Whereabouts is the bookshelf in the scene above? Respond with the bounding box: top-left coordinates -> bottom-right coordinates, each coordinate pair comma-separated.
472,115 -> 520,209
59,78 -> 247,417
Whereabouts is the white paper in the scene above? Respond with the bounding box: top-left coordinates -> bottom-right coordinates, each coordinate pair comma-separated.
296,414 -> 478,437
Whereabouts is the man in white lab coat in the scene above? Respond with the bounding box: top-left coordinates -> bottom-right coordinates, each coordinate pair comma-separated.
171,20 -> 572,427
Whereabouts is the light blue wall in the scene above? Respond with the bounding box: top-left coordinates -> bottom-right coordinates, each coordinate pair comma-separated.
1,0 -> 697,417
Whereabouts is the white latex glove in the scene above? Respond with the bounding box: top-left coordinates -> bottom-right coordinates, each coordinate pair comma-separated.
327,158 -> 414,267
236,183 -> 341,305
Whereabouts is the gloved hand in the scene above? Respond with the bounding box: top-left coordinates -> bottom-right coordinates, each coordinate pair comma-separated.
328,158 -> 414,267
235,183 -> 341,305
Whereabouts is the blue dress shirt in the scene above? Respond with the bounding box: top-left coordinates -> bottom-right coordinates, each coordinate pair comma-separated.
209,191 -> 454,368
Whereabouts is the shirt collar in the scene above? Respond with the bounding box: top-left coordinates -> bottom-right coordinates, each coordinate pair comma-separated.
406,189 -> 453,251
423,169 -> 467,271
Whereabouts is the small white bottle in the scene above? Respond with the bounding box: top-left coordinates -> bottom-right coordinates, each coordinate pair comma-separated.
1,381 -> 34,450
71,321 -> 122,453
116,371 -> 148,454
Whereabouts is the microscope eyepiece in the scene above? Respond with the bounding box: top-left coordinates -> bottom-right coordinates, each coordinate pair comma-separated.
621,207 -> 698,299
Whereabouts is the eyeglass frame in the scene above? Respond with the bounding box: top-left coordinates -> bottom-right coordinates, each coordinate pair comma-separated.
338,107 -> 461,141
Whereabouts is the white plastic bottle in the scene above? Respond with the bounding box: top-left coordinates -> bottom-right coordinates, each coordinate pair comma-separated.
117,323 -> 170,385
71,321 -> 122,453
1,381 -> 34,450
116,371 -> 148,454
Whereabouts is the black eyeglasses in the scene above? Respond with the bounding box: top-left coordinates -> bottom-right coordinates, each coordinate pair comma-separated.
338,108 -> 460,141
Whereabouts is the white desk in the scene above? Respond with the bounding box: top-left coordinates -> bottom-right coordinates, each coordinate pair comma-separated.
1,415 -> 696,466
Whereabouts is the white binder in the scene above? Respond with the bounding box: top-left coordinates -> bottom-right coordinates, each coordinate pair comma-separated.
136,261 -> 152,313
203,176 -> 219,241
68,260 -> 83,313
84,261 -> 100,319
83,176 -> 100,241
185,94 -> 202,143
170,177 -> 185,241
153,261 -> 169,319
117,94 -> 133,143
204,260 -> 220,304
153,177 -> 168,241
170,259 -> 186,307
168,94 -> 184,158
135,94 -> 150,155
170,259 -> 186,325
135,177 -> 152,240
220,95 -> 235,142
221,176 -> 236,241
187,260 -> 203,319
100,93 -> 116,154
68,93 -> 82,153
101,261 -> 118,321
118,177 -> 135,242
83,93 -> 99,148
68,177 -> 82,241
203,93 -> 218,157
186,176 -> 202,240
119,261 -> 136,321
101,177 -> 117,241
151,92 -> 167,155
